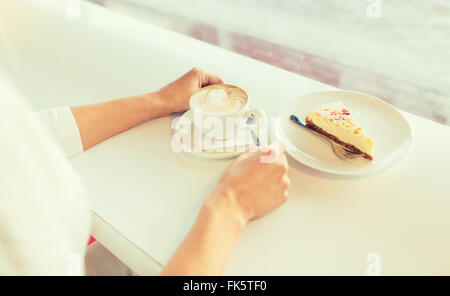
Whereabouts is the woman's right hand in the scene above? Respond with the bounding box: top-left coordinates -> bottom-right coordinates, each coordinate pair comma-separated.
206,143 -> 290,225
162,143 -> 290,275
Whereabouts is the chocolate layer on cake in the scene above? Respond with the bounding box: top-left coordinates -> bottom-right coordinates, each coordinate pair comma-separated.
305,118 -> 373,160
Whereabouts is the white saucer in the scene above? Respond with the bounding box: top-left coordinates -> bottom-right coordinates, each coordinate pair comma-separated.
172,109 -> 267,159
277,90 -> 412,176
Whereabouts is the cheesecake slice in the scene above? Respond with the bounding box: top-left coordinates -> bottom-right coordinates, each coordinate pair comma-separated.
306,102 -> 374,160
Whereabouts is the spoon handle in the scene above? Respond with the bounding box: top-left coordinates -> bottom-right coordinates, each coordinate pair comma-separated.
290,114 -> 327,142
289,114 -> 307,128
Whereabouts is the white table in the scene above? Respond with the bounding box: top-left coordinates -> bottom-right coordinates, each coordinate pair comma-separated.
2,0 -> 450,275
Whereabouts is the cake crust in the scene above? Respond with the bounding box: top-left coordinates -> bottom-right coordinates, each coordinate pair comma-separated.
306,118 -> 373,160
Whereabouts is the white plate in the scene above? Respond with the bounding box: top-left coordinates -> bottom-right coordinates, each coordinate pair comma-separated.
278,90 -> 412,176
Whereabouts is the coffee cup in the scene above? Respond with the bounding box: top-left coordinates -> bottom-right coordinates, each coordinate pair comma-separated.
188,84 -> 265,140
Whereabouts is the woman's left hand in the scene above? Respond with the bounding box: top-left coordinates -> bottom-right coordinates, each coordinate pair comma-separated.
157,67 -> 224,113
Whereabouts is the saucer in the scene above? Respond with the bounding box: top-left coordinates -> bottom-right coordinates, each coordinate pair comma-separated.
171,109 -> 267,159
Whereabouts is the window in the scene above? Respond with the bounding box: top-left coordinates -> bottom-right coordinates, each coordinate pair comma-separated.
90,0 -> 450,126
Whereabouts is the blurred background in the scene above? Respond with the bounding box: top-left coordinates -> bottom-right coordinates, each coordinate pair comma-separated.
86,0 -> 450,126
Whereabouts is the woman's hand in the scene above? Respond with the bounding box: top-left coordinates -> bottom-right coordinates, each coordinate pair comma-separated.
157,67 -> 224,114
206,143 -> 290,225
161,144 -> 290,275
70,67 -> 223,150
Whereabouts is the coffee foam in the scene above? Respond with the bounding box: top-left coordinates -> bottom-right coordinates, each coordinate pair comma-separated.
190,85 -> 248,113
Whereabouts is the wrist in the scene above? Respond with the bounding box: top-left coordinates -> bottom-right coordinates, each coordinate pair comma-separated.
139,91 -> 174,117
203,189 -> 248,230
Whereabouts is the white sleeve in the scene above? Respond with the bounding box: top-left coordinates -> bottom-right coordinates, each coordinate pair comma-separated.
35,107 -> 84,157
0,72 -> 91,275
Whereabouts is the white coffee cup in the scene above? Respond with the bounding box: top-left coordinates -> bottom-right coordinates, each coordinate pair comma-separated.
189,84 -> 265,140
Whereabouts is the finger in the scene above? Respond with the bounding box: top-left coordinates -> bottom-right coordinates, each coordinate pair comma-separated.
279,152 -> 289,169
271,141 -> 285,154
260,141 -> 285,161
282,174 -> 291,188
261,141 -> 285,154
201,71 -> 224,87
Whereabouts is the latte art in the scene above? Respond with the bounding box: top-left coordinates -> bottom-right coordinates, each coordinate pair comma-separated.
190,85 -> 248,113
187,84 -> 263,141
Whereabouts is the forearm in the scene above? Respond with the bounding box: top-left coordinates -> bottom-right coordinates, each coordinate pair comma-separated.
70,92 -> 171,150
160,192 -> 246,276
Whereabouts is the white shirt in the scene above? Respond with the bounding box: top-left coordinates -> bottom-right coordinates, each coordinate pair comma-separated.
0,72 -> 90,275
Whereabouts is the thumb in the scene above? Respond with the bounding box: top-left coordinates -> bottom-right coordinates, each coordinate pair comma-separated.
259,141 -> 285,163
261,141 -> 285,155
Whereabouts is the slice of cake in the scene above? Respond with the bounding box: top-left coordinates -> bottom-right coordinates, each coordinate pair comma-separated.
306,102 -> 374,160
